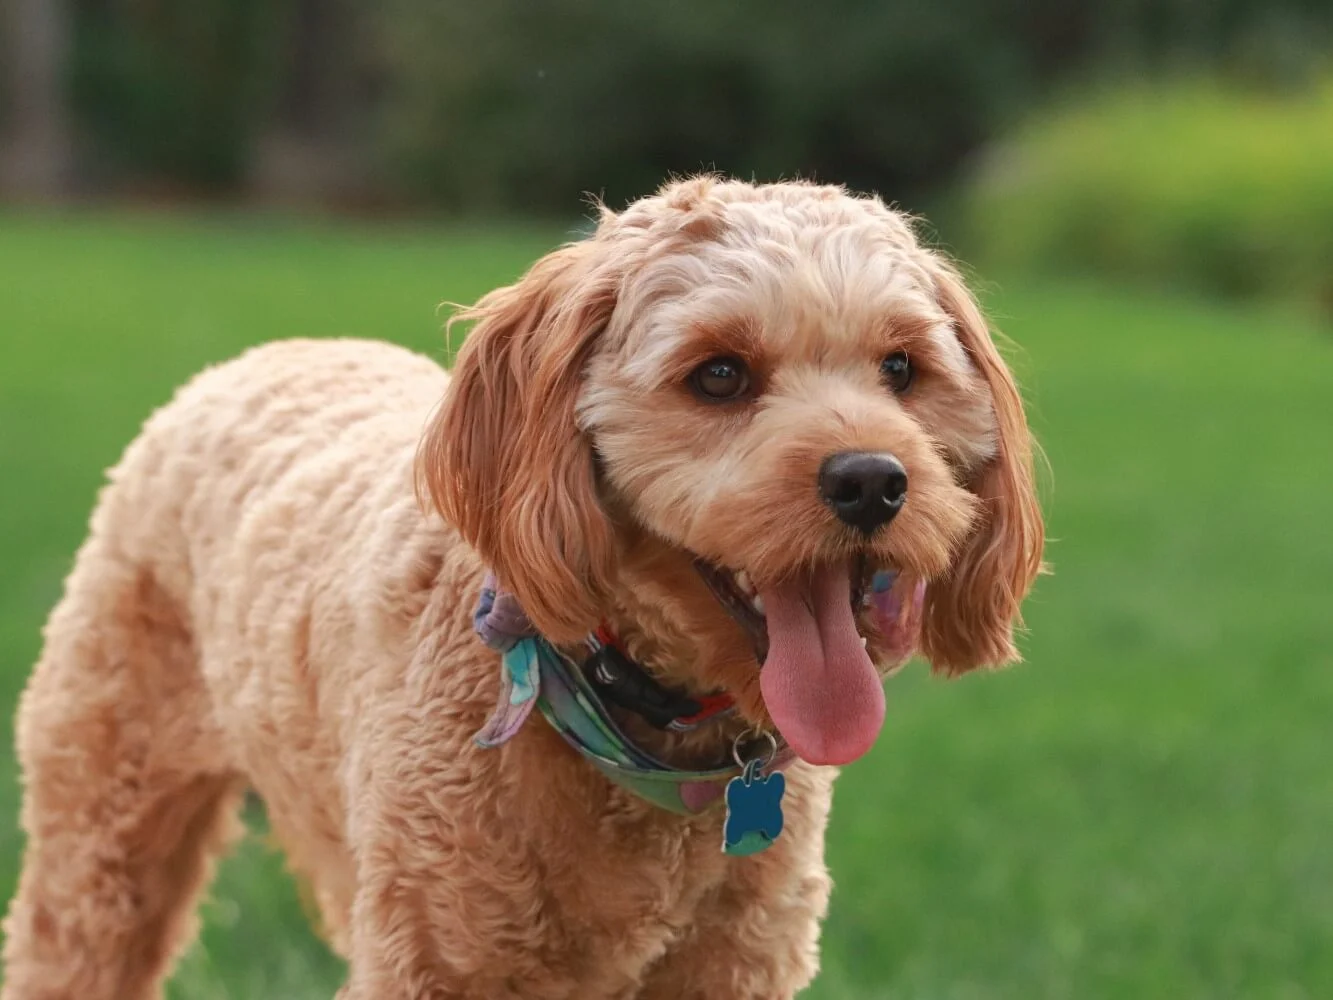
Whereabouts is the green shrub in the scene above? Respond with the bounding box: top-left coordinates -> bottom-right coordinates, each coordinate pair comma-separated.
963,78 -> 1333,316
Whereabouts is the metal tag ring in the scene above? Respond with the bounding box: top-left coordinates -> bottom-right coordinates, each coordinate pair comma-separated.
731,728 -> 779,770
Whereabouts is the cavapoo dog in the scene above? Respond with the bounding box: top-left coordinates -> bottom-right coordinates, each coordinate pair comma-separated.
2,177 -> 1043,999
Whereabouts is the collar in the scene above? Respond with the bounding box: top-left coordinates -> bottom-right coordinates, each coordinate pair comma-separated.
473,574 -> 736,733
471,574 -> 791,816
584,626 -> 736,731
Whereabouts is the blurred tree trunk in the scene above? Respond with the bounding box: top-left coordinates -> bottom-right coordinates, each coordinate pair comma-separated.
1,0 -> 72,198
251,0 -> 371,206
284,0 -> 339,133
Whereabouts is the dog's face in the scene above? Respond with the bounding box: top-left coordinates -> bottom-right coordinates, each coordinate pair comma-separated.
420,178 -> 1043,766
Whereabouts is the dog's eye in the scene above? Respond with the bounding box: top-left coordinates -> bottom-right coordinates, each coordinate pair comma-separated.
880,351 -> 913,394
691,357 -> 751,401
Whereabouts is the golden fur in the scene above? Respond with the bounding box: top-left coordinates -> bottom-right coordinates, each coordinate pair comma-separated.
2,177 -> 1043,999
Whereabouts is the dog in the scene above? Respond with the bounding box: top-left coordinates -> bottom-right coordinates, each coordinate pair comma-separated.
2,176 -> 1043,999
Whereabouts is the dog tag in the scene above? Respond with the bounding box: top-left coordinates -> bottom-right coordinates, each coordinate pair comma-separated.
722,758 -> 786,856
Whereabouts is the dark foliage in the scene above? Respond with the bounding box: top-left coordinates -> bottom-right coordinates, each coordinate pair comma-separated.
57,0 -> 1333,209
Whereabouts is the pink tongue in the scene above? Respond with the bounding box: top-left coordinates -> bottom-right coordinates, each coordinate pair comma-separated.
758,565 -> 885,766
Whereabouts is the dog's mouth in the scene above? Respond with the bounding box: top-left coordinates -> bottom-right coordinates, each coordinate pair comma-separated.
695,555 -> 886,767
695,556 -> 880,661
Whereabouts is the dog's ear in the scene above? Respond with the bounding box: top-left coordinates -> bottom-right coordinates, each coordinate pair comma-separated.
417,239 -> 619,644
919,258 -> 1045,674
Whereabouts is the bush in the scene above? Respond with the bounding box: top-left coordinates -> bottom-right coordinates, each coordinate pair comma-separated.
963,78 -> 1333,316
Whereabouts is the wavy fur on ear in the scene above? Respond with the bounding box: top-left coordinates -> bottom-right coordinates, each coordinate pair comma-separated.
416,240 -> 619,644
919,258 -> 1045,673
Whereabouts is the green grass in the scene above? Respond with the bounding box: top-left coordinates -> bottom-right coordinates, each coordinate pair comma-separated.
1,210 -> 1330,999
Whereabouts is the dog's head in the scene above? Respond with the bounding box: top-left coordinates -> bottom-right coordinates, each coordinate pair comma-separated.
419,177 -> 1044,766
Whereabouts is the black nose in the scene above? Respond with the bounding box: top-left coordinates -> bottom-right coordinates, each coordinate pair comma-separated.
818,452 -> 908,535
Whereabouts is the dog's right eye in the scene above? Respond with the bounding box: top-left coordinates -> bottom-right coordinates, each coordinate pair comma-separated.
691,357 -> 751,401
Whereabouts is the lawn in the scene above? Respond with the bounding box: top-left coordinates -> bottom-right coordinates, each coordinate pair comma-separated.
1,209 -> 1330,999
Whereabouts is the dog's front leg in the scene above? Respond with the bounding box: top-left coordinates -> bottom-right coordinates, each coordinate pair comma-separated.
336,772 -> 589,999
635,866 -> 831,1000
336,680 -> 641,1000
636,767 -> 835,1000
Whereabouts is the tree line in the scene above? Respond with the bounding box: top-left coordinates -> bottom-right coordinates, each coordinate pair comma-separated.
3,0 -> 1329,212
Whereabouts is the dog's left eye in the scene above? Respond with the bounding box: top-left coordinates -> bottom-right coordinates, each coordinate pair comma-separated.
880,351 -> 913,394
691,357 -> 751,401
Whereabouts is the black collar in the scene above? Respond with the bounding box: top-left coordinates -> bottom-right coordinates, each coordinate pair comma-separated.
581,633 -> 735,732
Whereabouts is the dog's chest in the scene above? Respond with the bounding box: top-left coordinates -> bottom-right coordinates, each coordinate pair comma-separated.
526,815 -> 738,993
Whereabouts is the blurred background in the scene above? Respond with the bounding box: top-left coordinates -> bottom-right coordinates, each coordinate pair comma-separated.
2,1 -> 1332,997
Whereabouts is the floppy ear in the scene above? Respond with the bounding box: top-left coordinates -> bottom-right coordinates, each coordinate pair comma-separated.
919,258 -> 1045,674
416,239 -> 619,644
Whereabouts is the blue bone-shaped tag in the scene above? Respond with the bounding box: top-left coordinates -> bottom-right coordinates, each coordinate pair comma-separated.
722,759 -> 786,856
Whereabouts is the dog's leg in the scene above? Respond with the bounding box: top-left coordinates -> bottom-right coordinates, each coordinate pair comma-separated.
331,684 -> 657,1000
1,551 -> 242,1000
636,772 -> 835,1000
637,867 -> 830,1000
